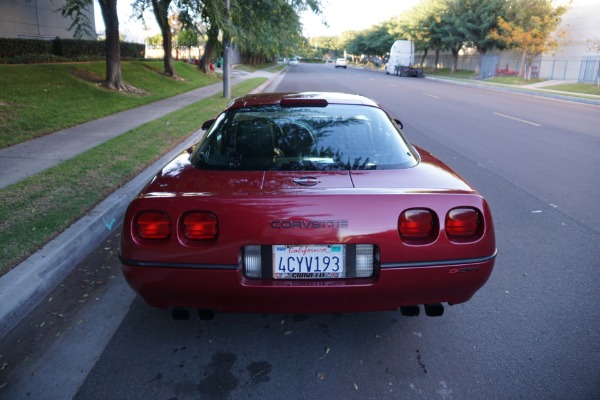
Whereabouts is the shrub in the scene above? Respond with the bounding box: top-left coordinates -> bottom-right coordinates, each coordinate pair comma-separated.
0,38 -> 145,64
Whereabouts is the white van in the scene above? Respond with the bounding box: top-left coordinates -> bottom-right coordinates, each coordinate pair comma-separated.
385,40 -> 423,78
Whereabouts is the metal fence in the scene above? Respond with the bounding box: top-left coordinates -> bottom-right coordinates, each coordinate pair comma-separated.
418,53 -> 600,83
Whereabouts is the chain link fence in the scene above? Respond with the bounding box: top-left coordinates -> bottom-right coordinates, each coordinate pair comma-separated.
418,53 -> 600,84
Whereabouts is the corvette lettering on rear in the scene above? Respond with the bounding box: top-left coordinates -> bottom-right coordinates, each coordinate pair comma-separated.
271,220 -> 348,229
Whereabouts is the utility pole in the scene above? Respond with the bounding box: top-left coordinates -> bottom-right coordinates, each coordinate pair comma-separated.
223,0 -> 231,98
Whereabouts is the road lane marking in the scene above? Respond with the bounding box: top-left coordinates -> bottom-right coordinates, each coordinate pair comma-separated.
493,112 -> 541,127
423,93 -> 440,99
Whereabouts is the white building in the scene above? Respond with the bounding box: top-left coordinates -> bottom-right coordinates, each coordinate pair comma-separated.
0,0 -> 96,40
554,0 -> 600,57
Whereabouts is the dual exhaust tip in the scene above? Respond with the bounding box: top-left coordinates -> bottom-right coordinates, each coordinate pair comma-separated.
171,308 -> 215,321
171,303 -> 445,320
400,303 -> 445,317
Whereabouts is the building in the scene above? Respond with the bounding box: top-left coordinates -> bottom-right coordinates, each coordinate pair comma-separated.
0,0 -> 96,40
417,0 -> 600,82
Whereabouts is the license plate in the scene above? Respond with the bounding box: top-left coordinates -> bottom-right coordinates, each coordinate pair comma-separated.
273,245 -> 345,279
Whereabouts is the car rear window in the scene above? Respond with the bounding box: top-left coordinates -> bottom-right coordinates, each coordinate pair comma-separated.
191,104 -> 417,171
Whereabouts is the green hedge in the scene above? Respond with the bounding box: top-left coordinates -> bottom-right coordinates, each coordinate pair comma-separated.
0,38 -> 53,58
0,38 -> 145,64
301,58 -> 326,64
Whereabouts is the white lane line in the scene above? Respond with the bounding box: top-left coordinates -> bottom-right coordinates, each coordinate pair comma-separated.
423,93 -> 440,99
493,112 -> 541,127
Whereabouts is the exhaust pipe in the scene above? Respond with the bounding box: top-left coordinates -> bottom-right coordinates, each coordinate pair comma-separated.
424,303 -> 444,317
400,305 -> 420,317
198,309 -> 215,320
171,307 -> 190,320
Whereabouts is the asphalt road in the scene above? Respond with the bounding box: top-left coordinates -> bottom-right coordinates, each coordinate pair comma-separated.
2,64 -> 599,399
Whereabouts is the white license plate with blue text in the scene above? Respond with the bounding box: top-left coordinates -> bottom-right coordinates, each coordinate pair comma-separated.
273,245 -> 345,279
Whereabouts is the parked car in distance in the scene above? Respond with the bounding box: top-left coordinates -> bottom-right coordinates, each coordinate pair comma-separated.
288,57 -> 299,66
120,92 -> 496,320
335,58 -> 348,68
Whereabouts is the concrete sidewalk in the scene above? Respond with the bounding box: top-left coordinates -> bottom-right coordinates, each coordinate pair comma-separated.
0,67 -> 283,338
0,68 -> 276,189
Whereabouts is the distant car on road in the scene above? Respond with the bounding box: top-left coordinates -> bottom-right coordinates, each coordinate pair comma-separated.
335,58 -> 347,68
120,92 -> 496,319
288,57 -> 299,66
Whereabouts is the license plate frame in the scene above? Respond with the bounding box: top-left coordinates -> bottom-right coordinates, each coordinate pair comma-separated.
272,245 -> 345,279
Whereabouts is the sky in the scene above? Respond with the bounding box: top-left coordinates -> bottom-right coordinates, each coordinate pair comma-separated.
300,0 -> 419,38
95,0 -> 600,44
95,0 -> 419,43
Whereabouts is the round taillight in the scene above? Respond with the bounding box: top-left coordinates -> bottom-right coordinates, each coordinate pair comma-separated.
182,212 -> 218,240
135,211 -> 171,239
445,207 -> 483,242
399,209 -> 438,242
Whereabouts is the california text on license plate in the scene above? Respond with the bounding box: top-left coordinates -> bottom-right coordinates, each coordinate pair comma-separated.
273,245 -> 345,279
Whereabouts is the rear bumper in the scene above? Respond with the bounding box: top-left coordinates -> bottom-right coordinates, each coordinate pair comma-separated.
121,256 -> 495,313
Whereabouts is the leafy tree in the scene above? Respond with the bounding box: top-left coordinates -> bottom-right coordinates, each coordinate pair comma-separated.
231,0 -> 322,64
196,0 -> 227,73
309,35 -> 344,59
489,0 -> 568,79
345,23 -> 395,64
146,33 -> 163,48
438,0 -> 470,73
178,29 -> 199,60
391,0 -> 447,68
132,0 -> 183,77
233,0 -> 293,64
454,0 -> 507,55
61,0 -> 133,91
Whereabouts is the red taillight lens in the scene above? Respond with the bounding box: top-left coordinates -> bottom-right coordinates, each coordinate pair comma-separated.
399,209 -> 438,242
445,207 -> 483,241
135,211 -> 171,239
182,212 -> 218,240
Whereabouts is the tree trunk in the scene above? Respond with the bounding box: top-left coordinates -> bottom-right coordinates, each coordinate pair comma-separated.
433,50 -> 440,72
199,23 -> 219,73
519,50 -> 527,78
419,49 -> 428,68
151,0 -> 175,77
451,49 -> 459,73
98,0 -> 122,90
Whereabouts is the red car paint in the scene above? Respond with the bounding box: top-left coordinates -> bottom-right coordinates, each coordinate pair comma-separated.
120,92 -> 496,314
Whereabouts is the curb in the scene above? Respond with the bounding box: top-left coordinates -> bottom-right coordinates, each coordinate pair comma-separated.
0,133 -> 200,339
424,75 -> 600,106
0,67 -> 284,339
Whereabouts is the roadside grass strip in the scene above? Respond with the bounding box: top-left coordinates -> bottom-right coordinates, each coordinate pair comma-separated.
0,61 -> 221,149
0,78 -> 266,276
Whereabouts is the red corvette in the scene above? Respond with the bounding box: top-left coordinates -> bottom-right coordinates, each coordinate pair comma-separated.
120,92 -> 496,318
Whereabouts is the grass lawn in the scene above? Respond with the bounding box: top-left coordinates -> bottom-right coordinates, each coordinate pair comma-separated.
0,77 -> 266,276
545,82 -> 600,96
234,62 -> 278,72
424,68 -> 479,80
486,76 -> 545,85
0,61 -> 221,149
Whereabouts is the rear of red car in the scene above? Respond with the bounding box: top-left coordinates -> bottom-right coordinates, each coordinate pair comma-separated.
120,92 -> 496,316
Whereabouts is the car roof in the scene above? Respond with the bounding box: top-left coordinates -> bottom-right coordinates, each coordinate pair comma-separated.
226,92 -> 380,110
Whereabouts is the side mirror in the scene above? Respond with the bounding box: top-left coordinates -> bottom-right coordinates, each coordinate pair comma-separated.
394,118 -> 404,129
202,119 -> 216,130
